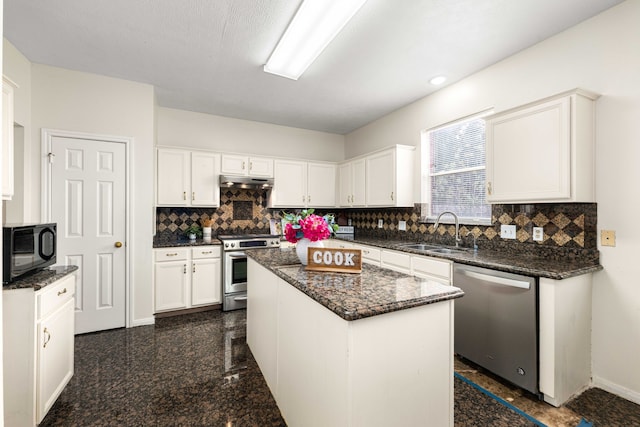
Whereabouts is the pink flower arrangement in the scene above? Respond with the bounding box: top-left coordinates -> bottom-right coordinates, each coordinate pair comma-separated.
282,209 -> 338,243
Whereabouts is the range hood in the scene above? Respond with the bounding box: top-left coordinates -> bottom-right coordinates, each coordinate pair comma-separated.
219,175 -> 274,189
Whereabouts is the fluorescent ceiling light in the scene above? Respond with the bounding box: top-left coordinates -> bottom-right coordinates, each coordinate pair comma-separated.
264,0 -> 368,80
429,76 -> 447,85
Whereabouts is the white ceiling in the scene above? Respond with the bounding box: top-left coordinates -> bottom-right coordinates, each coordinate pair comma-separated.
3,0 -> 623,134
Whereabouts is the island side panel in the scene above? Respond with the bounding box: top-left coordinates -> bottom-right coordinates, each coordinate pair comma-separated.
277,281 -> 350,427
246,259 -> 280,397
348,301 -> 454,427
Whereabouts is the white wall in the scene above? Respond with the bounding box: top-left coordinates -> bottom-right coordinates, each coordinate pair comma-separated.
346,0 -> 640,403
30,64 -> 156,327
157,107 -> 345,162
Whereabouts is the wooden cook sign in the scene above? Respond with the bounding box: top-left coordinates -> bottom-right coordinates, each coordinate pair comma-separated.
306,247 -> 362,274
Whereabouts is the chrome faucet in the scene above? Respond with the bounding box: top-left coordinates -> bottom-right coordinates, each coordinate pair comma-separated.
433,211 -> 462,247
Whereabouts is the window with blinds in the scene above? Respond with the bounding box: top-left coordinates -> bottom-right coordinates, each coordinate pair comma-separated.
423,112 -> 491,224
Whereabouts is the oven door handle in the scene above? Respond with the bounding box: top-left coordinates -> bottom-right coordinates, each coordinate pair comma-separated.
233,296 -> 248,301
227,252 -> 247,259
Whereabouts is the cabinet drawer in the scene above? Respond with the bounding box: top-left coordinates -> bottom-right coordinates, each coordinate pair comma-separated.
381,250 -> 411,274
411,256 -> 452,282
352,244 -> 381,264
154,248 -> 189,262
37,275 -> 75,320
192,246 -> 220,259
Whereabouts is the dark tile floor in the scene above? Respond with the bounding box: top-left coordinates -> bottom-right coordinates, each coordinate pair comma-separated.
41,310 -> 640,427
456,357 -> 640,427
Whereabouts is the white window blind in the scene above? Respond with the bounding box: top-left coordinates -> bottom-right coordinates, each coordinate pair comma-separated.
424,113 -> 491,224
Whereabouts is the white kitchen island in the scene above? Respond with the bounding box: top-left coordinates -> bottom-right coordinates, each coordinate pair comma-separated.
246,249 -> 464,427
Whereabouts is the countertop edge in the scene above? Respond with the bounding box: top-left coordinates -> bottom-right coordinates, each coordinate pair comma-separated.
3,265 -> 79,291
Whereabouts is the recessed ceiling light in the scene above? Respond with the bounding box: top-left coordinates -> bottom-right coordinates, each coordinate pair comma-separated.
264,0 -> 368,80
429,76 -> 447,85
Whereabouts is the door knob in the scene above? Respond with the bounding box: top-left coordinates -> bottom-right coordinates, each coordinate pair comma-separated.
115,242 -> 123,248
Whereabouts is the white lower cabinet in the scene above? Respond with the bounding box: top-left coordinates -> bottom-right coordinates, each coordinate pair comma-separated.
351,243 -> 381,266
3,274 -> 76,427
411,255 -> 452,285
381,249 -> 412,274
154,246 -> 221,313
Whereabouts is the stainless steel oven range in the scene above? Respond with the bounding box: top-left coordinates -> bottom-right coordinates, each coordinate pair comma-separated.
218,234 -> 280,311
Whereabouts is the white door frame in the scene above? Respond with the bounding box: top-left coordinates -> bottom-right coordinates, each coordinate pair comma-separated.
41,128 -> 132,329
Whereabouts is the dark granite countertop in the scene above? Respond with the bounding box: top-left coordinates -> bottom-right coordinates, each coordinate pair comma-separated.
3,265 -> 79,291
153,238 -> 222,248
342,237 -> 602,280
248,248 -> 464,321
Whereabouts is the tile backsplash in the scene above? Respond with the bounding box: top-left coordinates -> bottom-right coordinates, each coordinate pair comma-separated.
155,189 -> 274,244
154,190 -> 597,261
351,203 -> 598,261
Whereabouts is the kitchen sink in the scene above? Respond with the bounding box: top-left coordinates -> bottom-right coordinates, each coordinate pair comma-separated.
397,243 -> 442,251
426,248 -> 465,254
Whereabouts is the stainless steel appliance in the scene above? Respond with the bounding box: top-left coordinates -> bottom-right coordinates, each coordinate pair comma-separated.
453,263 -> 539,395
335,225 -> 354,240
219,234 -> 281,311
3,223 -> 57,283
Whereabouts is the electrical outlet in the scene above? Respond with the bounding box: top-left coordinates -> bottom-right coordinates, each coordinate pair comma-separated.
398,220 -> 406,231
601,230 -> 616,247
378,219 -> 384,228
532,227 -> 544,242
500,224 -> 516,239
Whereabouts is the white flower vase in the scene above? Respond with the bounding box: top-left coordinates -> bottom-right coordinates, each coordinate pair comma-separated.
188,233 -> 197,241
296,238 -> 324,265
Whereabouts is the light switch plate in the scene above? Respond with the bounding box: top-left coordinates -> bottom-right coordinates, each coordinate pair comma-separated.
500,224 -> 516,239
532,227 -> 544,242
378,219 -> 384,228
601,230 -> 616,247
398,220 -> 406,231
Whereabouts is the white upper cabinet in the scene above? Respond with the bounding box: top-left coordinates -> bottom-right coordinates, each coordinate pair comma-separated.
271,159 -> 336,208
156,148 -> 220,207
2,75 -> 18,200
307,162 -> 337,207
365,145 -> 415,207
485,89 -> 598,204
338,158 -> 366,207
221,154 -> 274,177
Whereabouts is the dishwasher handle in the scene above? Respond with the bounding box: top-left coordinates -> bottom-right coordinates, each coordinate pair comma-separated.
458,269 -> 531,290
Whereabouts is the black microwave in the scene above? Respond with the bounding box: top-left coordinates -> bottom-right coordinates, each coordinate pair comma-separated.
3,223 -> 57,283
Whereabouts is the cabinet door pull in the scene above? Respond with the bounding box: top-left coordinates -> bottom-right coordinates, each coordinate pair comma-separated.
308,195 -> 311,203
391,191 -> 394,201
166,253 -> 178,257
487,182 -> 492,195
193,264 -> 196,273
183,264 -> 187,274
249,161 -> 253,171
302,195 -> 306,203
192,192 -> 195,201
43,328 -> 51,348
183,191 -> 187,200
242,161 -> 246,170
57,287 -> 67,296
201,251 -> 213,255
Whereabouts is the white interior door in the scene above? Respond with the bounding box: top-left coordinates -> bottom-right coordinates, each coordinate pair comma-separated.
50,136 -> 126,334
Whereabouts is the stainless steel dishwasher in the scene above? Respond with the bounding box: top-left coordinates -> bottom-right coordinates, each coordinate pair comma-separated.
453,263 -> 539,395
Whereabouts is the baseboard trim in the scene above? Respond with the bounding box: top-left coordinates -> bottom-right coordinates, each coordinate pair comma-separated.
592,375 -> 640,405
154,304 -> 222,319
130,317 -> 155,327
